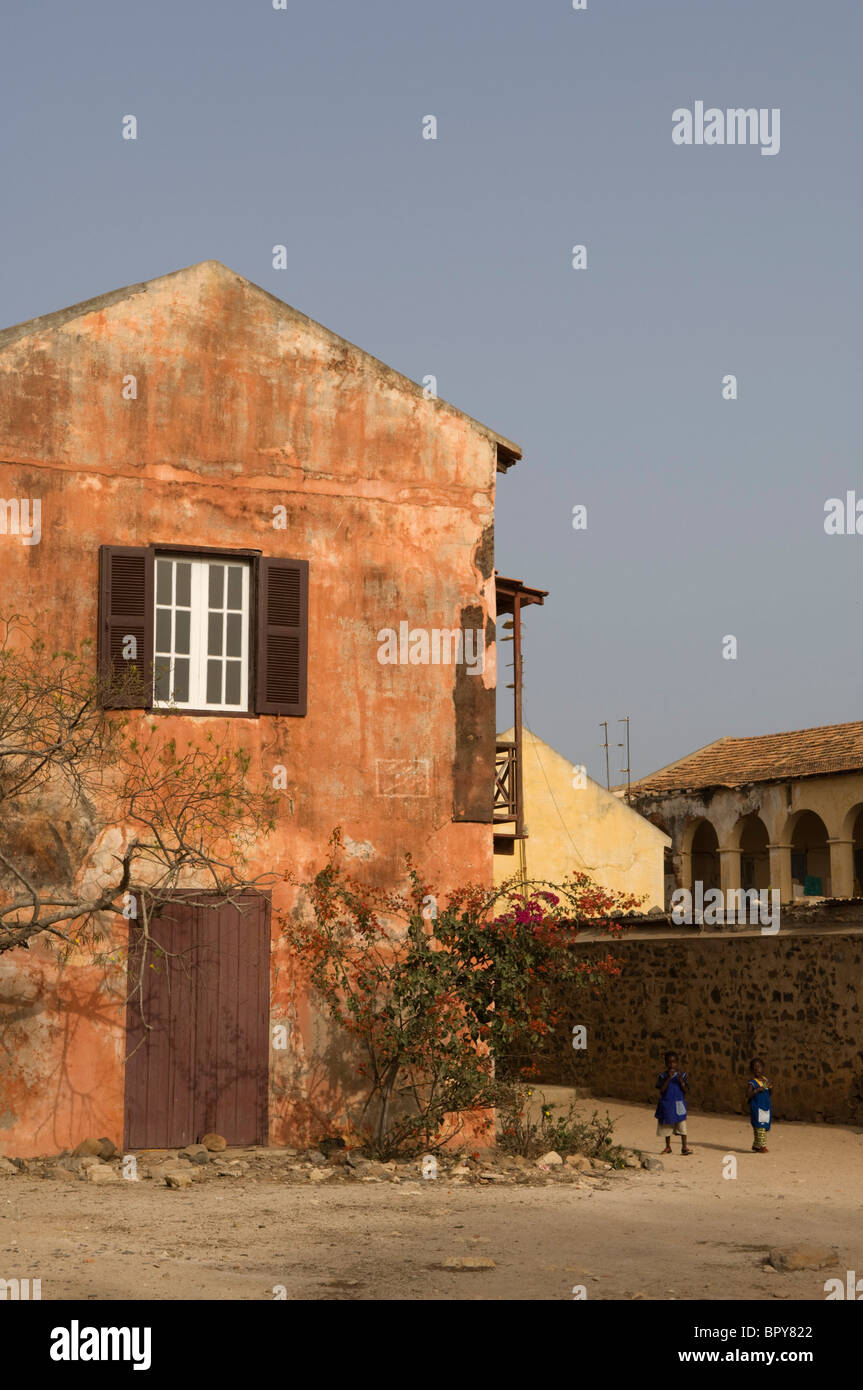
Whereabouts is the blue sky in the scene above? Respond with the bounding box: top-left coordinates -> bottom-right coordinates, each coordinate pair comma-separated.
2,0 -> 860,780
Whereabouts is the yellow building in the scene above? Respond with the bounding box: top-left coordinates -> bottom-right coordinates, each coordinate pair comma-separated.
493,727 -> 670,909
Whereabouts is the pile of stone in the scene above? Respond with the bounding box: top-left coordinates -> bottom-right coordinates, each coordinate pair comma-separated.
0,1135 -> 654,1189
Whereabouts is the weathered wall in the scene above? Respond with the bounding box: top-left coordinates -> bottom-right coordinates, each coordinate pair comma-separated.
545,928 -> 863,1123
494,727 -> 669,909
634,772 -> 863,903
0,260 -> 507,1155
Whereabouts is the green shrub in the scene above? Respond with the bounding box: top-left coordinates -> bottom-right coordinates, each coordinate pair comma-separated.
498,1084 -> 627,1166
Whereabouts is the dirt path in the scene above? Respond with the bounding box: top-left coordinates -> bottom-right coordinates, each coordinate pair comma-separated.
3,1097 -> 860,1301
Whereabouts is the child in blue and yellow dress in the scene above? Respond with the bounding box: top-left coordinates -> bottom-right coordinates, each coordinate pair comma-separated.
746,1057 -> 772,1153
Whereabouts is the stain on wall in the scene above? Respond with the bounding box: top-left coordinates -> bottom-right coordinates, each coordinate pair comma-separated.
452,603 -> 494,823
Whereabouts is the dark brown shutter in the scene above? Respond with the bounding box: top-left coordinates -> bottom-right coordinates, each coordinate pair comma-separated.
98,546 -> 153,708
255,557 -> 308,716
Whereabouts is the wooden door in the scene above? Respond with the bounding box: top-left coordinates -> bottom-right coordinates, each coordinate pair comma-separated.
124,894 -> 270,1148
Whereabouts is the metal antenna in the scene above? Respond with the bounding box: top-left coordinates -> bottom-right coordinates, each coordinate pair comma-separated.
617,715 -> 631,804
599,721 -> 611,790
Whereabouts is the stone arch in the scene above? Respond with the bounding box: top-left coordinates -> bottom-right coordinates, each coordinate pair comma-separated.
841,803 -> 863,895
733,812 -> 770,891
840,800 -> 863,840
681,815 -> 711,857
783,809 -> 831,897
689,818 -> 720,892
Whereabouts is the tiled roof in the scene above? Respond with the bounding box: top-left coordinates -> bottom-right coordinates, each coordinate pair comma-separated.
630,720 -> 863,795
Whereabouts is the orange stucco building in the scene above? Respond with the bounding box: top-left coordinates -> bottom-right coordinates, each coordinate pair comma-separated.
0,260 -> 525,1156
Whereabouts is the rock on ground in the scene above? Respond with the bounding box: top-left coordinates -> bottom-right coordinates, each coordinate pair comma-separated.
165,1171 -> 194,1190
72,1137 -> 103,1158
86,1164 -> 120,1184
767,1246 -> 839,1273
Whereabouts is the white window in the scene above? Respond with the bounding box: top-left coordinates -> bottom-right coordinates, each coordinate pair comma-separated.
153,556 -> 250,712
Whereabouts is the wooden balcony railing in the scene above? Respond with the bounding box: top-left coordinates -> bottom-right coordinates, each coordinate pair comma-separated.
494,741 -> 518,824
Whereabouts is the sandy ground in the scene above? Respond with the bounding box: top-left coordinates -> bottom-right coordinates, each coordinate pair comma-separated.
3,1094 -> 861,1301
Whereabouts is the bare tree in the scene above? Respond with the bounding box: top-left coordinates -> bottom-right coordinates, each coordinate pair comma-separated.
0,616 -> 280,979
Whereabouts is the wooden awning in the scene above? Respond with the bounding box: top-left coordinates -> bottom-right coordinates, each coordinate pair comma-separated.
494,573 -> 548,614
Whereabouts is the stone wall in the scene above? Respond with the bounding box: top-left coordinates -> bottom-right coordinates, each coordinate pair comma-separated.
546,928 -> 863,1123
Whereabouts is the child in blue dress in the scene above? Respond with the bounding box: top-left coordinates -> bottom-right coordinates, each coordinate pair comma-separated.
746,1057 -> 772,1152
655,1050 -> 692,1155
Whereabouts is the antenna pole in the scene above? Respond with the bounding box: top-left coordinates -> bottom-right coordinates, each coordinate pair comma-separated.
599,720 -> 610,790
618,716 -> 631,804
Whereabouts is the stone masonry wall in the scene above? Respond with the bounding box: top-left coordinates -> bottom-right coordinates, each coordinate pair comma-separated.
546,930 -> 863,1124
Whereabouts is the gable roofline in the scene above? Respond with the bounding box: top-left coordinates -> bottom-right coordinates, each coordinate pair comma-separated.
0,259 -> 522,471
499,725 -> 671,845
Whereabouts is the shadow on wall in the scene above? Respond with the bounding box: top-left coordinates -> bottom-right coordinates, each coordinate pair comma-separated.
0,944 -> 126,1156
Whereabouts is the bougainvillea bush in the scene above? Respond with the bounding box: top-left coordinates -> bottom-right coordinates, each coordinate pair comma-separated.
284,831 -> 640,1158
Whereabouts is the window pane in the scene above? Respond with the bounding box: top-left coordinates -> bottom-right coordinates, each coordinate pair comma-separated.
156,560 -> 172,605
226,611 -> 242,658
225,660 -> 241,705
206,659 -> 222,705
154,658 -> 171,702
208,611 -> 223,656
155,556 -> 248,710
155,608 -> 172,653
173,658 -> 190,704
174,608 -> 190,655
227,566 -> 243,610
208,564 -> 224,608
176,562 -> 192,608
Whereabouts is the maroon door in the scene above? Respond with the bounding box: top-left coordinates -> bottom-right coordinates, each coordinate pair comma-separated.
124,894 -> 270,1148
